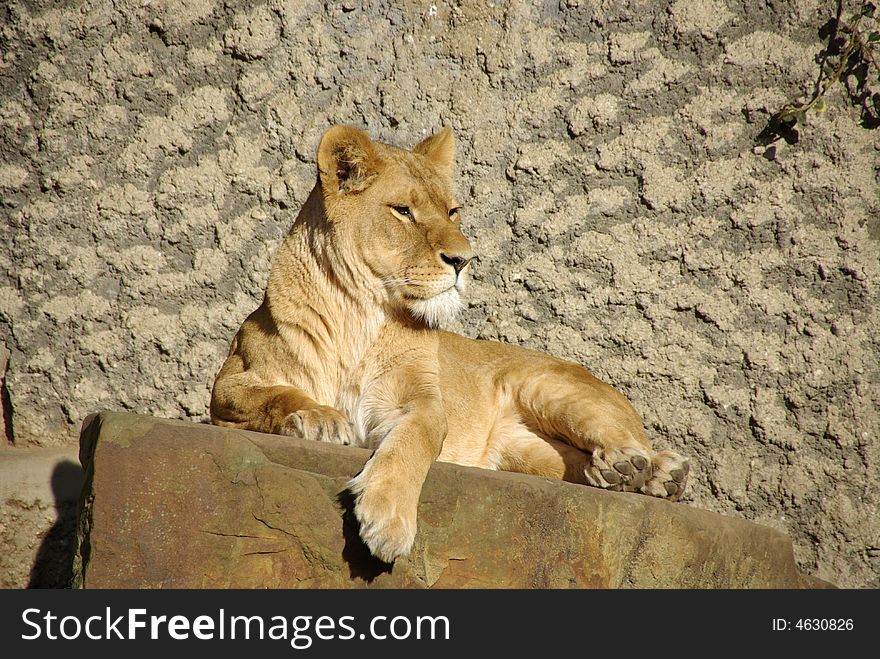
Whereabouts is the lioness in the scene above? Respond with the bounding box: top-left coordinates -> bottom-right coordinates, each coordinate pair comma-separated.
210,125 -> 689,562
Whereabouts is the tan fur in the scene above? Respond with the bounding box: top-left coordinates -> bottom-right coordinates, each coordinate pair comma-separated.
210,125 -> 690,562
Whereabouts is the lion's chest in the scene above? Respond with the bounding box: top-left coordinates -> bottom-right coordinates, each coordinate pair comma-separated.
334,353 -> 403,449
335,375 -> 368,446
332,326 -> 434,450
330,334 -> 390,448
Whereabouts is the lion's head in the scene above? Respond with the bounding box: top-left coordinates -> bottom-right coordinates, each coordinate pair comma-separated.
314,125 -> 474,328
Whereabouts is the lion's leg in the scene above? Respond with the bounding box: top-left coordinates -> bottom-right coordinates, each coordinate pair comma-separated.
489,417 -> 589,484
348,363 -> 447,563
489,413 -> 659,492
504,359 -> 689,500
210,355 -> 354,445
488,416 -> 691,500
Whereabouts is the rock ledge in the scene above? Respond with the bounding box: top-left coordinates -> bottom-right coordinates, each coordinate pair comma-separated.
73,412 -> 830,588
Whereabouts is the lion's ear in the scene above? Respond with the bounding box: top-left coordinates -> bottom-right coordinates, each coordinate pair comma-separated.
414,127 -> 455,177
317,125 -> 382,194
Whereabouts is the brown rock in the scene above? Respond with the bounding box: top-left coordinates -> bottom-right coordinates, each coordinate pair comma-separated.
73,412 -> 831,589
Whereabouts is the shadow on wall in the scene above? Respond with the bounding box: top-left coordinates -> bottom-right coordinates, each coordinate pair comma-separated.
28,460 -> 84,589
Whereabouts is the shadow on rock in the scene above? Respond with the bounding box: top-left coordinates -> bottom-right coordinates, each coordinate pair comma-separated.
337,489 -> 393,583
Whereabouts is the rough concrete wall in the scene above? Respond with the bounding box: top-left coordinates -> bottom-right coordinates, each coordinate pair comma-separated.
0,0 -> 877,587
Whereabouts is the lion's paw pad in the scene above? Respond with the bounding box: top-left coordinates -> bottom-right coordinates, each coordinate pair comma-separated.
640,450 -> 690,501
584,446 -> 653,492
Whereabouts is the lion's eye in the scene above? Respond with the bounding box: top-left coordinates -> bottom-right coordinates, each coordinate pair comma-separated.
390,206 -> 414,221
448,207 -> 461,221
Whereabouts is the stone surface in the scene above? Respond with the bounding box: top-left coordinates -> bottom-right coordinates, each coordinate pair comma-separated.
73,412 -> 828,589
2,1 -> 877,588
0,445 -> 83,588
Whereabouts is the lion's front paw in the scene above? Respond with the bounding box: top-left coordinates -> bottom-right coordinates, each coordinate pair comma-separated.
347,472 -> 417,563
584,445 -> 653,493
640,449 -> 690,501
281,406 -> 354,445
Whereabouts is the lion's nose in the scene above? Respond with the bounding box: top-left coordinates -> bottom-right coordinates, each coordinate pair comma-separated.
440,253 -> 473,275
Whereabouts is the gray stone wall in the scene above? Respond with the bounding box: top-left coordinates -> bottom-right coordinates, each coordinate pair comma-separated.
1,0 -> 878,587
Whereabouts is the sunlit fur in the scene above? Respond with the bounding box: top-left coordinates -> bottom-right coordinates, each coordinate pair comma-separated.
210,125 -> 690,564
409,287 -> 463,328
